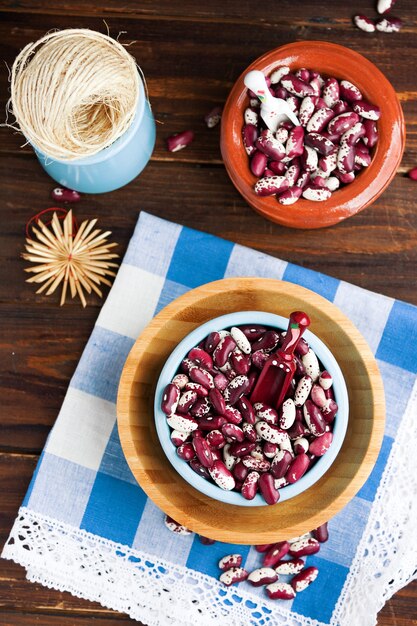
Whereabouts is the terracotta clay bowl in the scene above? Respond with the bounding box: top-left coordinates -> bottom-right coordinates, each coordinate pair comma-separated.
117,278 -> 385,543
220,41 -> 405,229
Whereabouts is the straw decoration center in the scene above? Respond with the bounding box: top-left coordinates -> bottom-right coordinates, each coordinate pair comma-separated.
22,210 -> 119,307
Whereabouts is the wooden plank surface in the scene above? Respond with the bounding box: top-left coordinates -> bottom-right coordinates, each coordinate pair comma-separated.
0,0 -> 416,624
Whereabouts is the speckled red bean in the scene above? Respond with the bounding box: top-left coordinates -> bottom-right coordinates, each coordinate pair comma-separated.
171,373 -> 189,390
293,437 -> 309,454
250,151 -> 268,177
303,400 -> 326,436
266,581 -> 296,600
353,14 -> 376,32
279,398 -> 296,429
291,566 -> 319,592
254,402 -> 279,425
252,330 -> 281,352
275,558 -> 305,575
197,415 -> 226,431
223,405 -> 243,425
306,107 -> 335,133
166,130 -> 194,152
213,372 -> 228,391
242,423 -> 258,444
233,460 -> 249,482
242,456 -> 271,471
340,79 -> 363,102
222,423 -> 245,443
219,567 -> 249,586
164,515 -> 192,535
236,396 -> 256,424
355,144 -> 372,167
161,383 -> 180,415
190,458 -> 211,479
353,100 -> 381,120
281,73 -> 314,97
204,106 -> 222,128
248,567 -> 278,586
335,170 -> 355,184
376,16 -> 402,32
207,429 -> 226,449
270,65 -> 290,84
313,522 -> 329,542
207,387 -> 225,415
377,0 -> 397,14
254,175 -> 289,196
263,442 -> 279,459
251,349 -> 269,369
223,375 -> 250,405
241,470 -> 260,500
286,453 -> 310,484
185,381 -> 209,398
51,187 -> 81,203
189,366 -> 214,390
177,442 -> 196,461
170,430 -> 189,447
321,399 -> 338,423
286,126 -> 305,159
188,347 -> 213,370
263,541 -> 290,568
231,350 -> 251,375
310,383 -> 327,408
213,335 -> 237,368
256,130 -> 286,161
242,124 -> 258,156
270,450 -> 293,479
258,472 -> 280,504
289,537 -> 320,557
285,159 -> 301,186
277,185 -> 303,205
167,414 -> 198,433
209,459 -> 235,490
305,132 -> 336,156
219,553 -> 243,570
238,324 -> 267,341
205,331 -> 221,354
193,436 -> 214,467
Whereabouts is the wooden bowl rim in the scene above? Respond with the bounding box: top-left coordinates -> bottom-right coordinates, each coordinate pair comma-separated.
117,278 -> 385,542
220,40 -> 406,229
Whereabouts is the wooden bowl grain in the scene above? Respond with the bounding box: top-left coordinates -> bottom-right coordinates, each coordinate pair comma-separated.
220,41 -> 405,229
117,278 -> 385,543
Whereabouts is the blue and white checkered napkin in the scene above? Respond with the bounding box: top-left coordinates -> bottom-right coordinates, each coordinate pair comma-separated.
3,212 -> 417,626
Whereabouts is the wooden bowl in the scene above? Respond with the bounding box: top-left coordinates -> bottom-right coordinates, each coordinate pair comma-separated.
220,41 -> 405,229
117,278 -> 385,543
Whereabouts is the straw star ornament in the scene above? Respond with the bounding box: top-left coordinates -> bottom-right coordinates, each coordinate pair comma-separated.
22,210 -> 119,307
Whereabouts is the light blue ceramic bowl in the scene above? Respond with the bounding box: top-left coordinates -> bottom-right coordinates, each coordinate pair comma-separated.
154,311 -> 349,507
33,74 -> 156,194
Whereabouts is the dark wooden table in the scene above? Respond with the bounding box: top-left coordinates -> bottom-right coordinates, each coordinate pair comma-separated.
1,1 -> 416,624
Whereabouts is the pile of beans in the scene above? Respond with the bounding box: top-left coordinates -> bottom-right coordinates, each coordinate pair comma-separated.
165,515 -> 329,598
160,325 -> 338,505
242,67 -> 380,204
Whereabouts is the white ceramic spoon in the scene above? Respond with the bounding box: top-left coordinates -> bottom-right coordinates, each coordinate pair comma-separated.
244,70 -> 300,131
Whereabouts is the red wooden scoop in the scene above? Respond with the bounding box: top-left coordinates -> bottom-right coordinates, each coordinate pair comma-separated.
250,311 -> 311,409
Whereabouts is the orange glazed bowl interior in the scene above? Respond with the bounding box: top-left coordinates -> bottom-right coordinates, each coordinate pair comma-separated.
220,41 -> 405,229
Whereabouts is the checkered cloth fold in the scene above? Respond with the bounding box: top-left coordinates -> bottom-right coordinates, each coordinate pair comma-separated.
2,212 -> 417,626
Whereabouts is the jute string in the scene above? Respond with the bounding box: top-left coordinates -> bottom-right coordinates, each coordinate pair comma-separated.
7,29 -> 140,161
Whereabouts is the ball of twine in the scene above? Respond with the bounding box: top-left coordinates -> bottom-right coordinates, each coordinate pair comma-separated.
8,29 -> 140,161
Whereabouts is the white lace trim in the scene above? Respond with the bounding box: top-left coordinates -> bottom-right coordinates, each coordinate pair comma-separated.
2,508 -> 326,626
2,381 -> 417,626
333,377 -> 417,626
